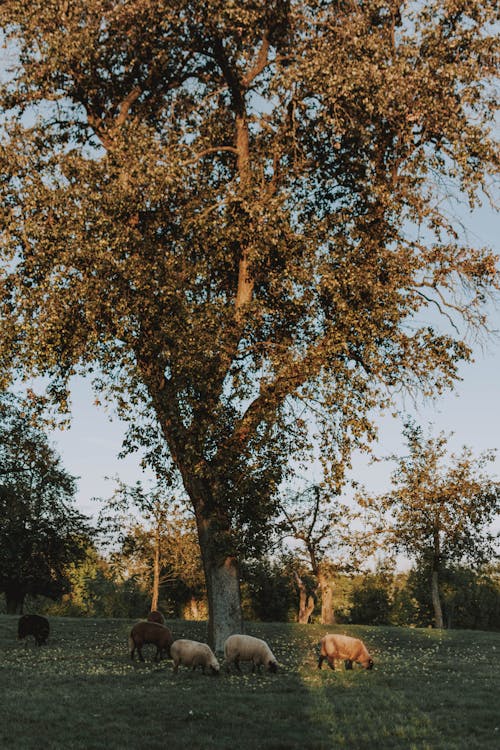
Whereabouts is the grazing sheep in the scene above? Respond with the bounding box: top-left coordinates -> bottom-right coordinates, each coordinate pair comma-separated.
171,639 -> 220,675
147,610 -> 165,625
224,634 -> 278,674
318,633 -> 374,671
17,614 -> 50,646
129,621 -> 173,662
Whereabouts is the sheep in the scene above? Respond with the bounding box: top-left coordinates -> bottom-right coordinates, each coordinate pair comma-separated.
170,639 -> 220,675
17,614 -> 50,646
318,633 -> 374,671
224,634 -> 278,674
147,610 -> 165,625
129,621 -> 173,662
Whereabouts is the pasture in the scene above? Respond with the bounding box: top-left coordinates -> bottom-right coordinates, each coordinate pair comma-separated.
0,615 -> 498,749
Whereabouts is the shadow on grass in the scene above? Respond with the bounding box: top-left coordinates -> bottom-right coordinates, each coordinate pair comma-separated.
289,623 -> 500,750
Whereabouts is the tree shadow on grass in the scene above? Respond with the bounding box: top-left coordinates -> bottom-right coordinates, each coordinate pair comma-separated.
293,624 -> 500,750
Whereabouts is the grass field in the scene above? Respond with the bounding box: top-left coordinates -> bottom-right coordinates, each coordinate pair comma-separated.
0,615 -> 499,749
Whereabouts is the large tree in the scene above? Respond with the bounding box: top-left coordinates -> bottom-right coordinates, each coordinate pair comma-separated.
376,422 -> 500,628
0,1 -> 498,648
0,392 -> 91,613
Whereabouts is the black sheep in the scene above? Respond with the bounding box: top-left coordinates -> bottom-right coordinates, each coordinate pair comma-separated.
17,614 -> 50,646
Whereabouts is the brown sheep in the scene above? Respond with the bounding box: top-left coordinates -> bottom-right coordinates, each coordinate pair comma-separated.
129,621 -> 173,662
146,610 -> 165,625
318,633 -> 374,671
17,614 -> 50,646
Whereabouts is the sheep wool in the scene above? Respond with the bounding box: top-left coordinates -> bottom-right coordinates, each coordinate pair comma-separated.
170,639 -> 220,674
147,610 -> 165,625
129,621 -> 174,662
17,614 -> 50,646
224,634 -> 278,673
318,633 -> 374,671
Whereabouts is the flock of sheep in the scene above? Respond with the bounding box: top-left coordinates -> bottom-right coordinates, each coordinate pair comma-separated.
17,611 -> 375,675
132,611 -> 375,674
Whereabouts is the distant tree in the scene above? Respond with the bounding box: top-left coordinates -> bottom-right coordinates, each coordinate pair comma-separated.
0,392 -> 91,613
1,1 -> 499,648
241,554 -> 296,622
402,561 -> 500,631
279,482 -> 377,624
42,546 -> 150,618
349,569 -> 393,625
371,422 -> 500,628
99,479 -> 205,615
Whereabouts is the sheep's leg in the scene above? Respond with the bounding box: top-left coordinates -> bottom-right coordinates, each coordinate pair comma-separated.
234,657 -> 242,673
173,661 -> 179,673
137,646 -> 145,662
318,654 -> 325,669
327,657 -> 335,671
344,660 -> 353,670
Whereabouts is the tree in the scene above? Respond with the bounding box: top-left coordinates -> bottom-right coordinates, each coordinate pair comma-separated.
240,554 -> 296,622
1,1 -> 498,649
279,483 -> 371,624
349,568 -> 393,625
0,392 -> 91,613
399,562 -> 500,630
99,479 -> 205,616
376,422 -> 500,628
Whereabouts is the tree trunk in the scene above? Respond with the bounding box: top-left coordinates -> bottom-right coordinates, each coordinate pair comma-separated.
183,596 -> 204,620
151,525 -> 160,611
294,571 -> 316,624
431,568 -> 444,629
196,515 -> 242,653
431,529 -> 444,629
206,555 -> 242,653
319,572 -> 335,625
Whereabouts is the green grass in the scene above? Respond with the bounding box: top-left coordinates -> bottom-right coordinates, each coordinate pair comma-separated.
1,616 -> 499,749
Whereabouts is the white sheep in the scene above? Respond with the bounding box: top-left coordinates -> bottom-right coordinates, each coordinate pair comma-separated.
170,639 -> 220,675
224,634 -> 278,673
318,633 -> 374,671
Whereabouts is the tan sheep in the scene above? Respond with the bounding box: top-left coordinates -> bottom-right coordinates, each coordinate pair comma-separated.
318,633 -> 374,671
224,634 -> 278,673
170,639 -> 220,675
129,621 -> 174,662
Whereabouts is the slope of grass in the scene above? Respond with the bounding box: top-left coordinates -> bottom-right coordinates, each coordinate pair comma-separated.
0,616 -> 498,749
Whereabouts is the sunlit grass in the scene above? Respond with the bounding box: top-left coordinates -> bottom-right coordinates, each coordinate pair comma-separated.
1,616 -> 499,749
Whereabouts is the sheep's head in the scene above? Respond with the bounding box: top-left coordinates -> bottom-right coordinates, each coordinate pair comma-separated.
364,658 -> 374,670
210,657 -> 220,675
267,659 -> 278,673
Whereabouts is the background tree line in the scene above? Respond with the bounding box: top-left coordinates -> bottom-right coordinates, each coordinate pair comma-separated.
1,390 -> 498,629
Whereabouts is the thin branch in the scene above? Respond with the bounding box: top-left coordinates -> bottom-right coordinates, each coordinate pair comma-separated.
242,32 -> 271,88
415,289 -> 461,334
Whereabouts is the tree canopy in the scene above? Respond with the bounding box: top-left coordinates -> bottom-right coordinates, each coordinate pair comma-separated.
0,0 -> 498,647
0,392 -> 91,612
369,421 -> 500,626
